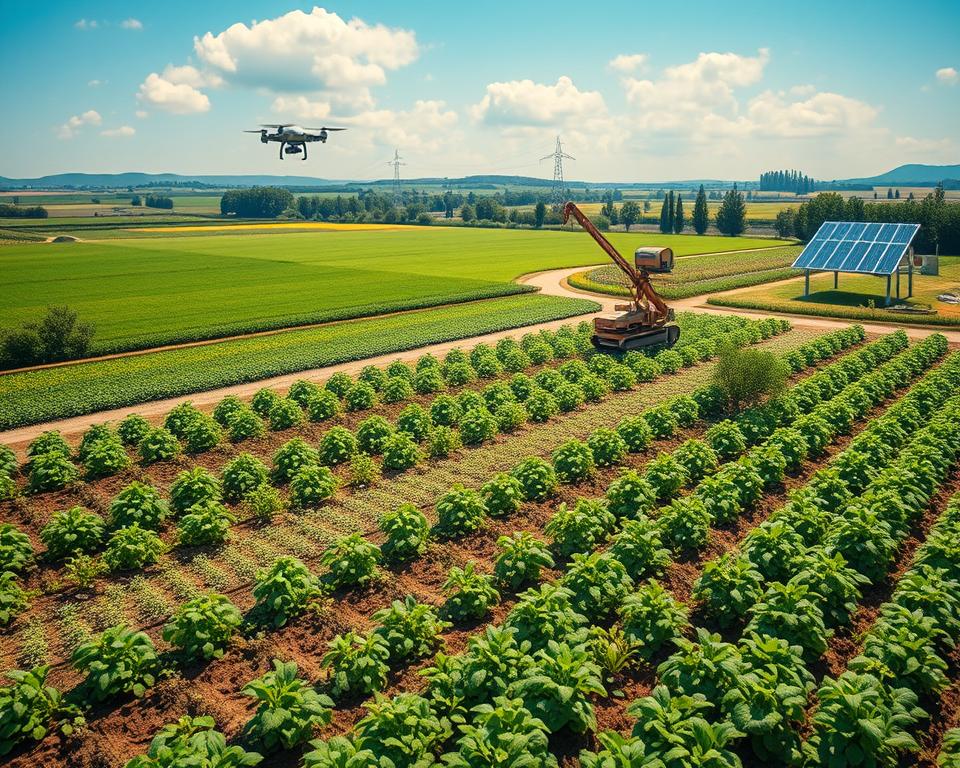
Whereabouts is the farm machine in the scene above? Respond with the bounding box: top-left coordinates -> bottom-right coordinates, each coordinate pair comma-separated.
562,201 -> 680,350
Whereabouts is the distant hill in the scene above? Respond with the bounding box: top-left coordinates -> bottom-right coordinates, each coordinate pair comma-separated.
835,164 -> 960,186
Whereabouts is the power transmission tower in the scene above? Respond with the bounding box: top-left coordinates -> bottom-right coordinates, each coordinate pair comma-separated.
540,136 -> 574,210
387,149 -> 405,206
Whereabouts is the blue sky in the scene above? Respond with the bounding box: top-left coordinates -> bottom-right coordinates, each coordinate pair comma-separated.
1,0 -> 957,181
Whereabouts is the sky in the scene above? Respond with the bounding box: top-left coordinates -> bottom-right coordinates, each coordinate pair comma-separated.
1,0 -> 958,183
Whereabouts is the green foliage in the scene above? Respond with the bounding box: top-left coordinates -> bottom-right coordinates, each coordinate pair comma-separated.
348,452 -> 381,488
442,562 -> 500,622
170,467 -> 221,516
713,343 -> 789,412
212,395 -> 245,426
562,552 -> 633,622
505,584 -> 587,653
0,666 -> 79,758
322,632 -> 390,699
83,436 -> 131,479
221,453 -> 269,503
163,593 -> 242,661
743,520 -> 806,582
460,407 -> 497,445
28,451 -> 78,493
436,484 -> 487,538
381,431 -> 421,470
290,464 -> 339,508
396,404 -> 431,442
644,452 -> 688,501
605,469 -> 656,520
356,416 -> 394,455
124,715 -> 261,768
228,407 -> 266,442
511,457 -> 557,501
303,736 -> 374,768
242,659 -> 333,752
271,438 -> 320,483
164,402 -> 202,438
306,390 -> 341,422
657,628 -> 744,702
444,695 -> 555,768
546,498 -> 615,559
41,505 -> 105,560
288,379 -> 321,406
587,428 -> 627,468
494,532 -> 555,591
103,524 -> 165,571
319,426 -> 357,465
382,376 -> 414,404
117,414 -> 152,446
354,693 -> 450,768
243,484 -> 286,523
0,524 -> 34,574
109,482 -> 168,530
379,503 -> 429,563
430,394 -> 462,427
608,516 -> 671,579
673,439 -> 718,484
268,398 -> 304,431
705,420 -> 747,460
27,430 -> 70,460
325,372 -> 354,398
71,624 -> 158,702
692,553 -> 764,628
552,439 -> 595,484
372,596 -> 449,662
790,547 -> 868,628
481,472 -> 524,518
252,556 -> 321,628
178,501 -> 235,547
747,582 -> 830,663
321,533 -> 380,590
427,425 -> 461,459
643,405 -> 679,439
345,382 -> 377,412
524,389 -> 559,423
621,580 -> 689,660
0,571 -> 30,626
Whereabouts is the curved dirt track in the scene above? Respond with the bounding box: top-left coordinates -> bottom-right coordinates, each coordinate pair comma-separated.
4,267 -> 959,452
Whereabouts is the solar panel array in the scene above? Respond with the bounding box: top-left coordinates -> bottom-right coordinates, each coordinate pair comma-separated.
792,221 -> 920,275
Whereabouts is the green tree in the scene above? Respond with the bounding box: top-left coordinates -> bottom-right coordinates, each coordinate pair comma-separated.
774,209 -> 796,239
460,203 -> 475,222
692,185 -> 709,235
712,343 -> 788,412
658,195 -> 670,233
673,194 -> 684,233
534,201 -> 546,229
620,201 -> 641,231
715,185 -> 747,236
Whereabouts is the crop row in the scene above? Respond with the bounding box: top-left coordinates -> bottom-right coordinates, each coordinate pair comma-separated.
0,293 -> 602,430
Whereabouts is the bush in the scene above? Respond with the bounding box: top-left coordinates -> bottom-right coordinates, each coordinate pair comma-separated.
0,666 -> 78,758
379,503 -> 429,563
83,437 -> 130,479
442,562 -> 500,622
605,470 -> 656,520
657,496 -> 711,554
609,516 -> 671,579
320,533 -> 380,589
436,484 -> 486,537
443,362 -> 475,387
244,484 -> 285,523
71,625 -> 158,702
162,593 -> 242,661
746,582 -> 830,662
358,365 -> 387,391
181,415 -> 222,454
580,374 -> 610,403
138,427 -> 180,464
178,501 -> 235,547
348,452 -> 381,488
430,395 -> 462,426
474,355 -> 503,379
382,431 -> 421,471
458,389 -> 485,413
356,416 -> 394,455
509,373 -> 535,401
428,425 -> 461,458
117,414 -> 151,446
397,404 -> 431,442
617,416 -> 653,453
0,572 -> 30,627
554,382 -> 584,412
103,525 -> 165,571
587,428 -> 627,468
324,372 -> 354,398
108,482 -> 168,530
669,395 -> 700,427
546,498 -> 615,559
494,532 -> 555,590
290,465 -> 339,508
524,389 -> 559,423
621,580 -> 689,660
654,349 -> 682,374
41,506 -> 105,560
354,693 -> 450,766
644,453 -> 688,500
673,439 -> 718,484
606,364 -> 637,392
252,556 -> 322,628
511,457 -> 557,501
713,344 -> 789,412
28,452 -> 78,493
227,407 -> 266,442
657,628 -> 743,702
552,439 -> 595,484
27,431 -> 70,460
170,467 -> 221,516
0,524 -> 34,574
212,395 -> 246,427
387,360 -> 414,381
242,659 -> 333,752
413,368 -> 446,395
643,406 -> 679,439
344,382 -> 377,412
372,596 -> 448,662
272,438 -> 320,483
269,398 -> 304,431
444,694 -> 552,768
692,553 -> 764,628
164,402 -> 202,438
306,390 -> 341,422
221,453 -> 269,503
319,426 -> 356,465
460,407 -> 498,445
322,632 -> 390,698
481,473 -> 524,517
562,552 -> 633,622
495,402 -> 527,433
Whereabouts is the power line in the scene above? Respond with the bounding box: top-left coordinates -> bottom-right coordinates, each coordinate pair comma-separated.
386,148 -> 405,205
540,135 -> 575,210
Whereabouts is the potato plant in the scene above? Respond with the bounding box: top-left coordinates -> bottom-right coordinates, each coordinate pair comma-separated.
71,624 -> 159,702
162,592 -> 243,661
494,532 -> 554,591
242,659 -> 333,752
372,596 -> 449,662
103,524 -> 166,572
322,631 -> 390,699
378,503 -> 429,563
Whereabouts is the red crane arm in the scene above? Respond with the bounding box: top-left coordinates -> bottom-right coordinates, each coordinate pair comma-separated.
562,202 -> 636,282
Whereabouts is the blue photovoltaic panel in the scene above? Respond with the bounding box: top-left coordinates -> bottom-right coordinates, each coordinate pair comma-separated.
791,220 -> 920,275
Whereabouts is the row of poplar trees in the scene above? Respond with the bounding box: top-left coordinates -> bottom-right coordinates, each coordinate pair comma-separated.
659,184 -> 746,236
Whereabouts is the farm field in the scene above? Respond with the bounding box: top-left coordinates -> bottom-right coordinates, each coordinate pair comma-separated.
3,312 -> 960,767
568,245 -> 802,299
0,227 -> 779,355
710,254 -> 960,326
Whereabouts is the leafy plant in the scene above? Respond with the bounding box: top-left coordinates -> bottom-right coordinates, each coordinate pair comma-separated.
117,414 -> 151,446
103,524 -> 166,571
319,426 -> 357,465
243,484 -> 286,523
586,428 -> 627,468
321,533 -> 380,590
306,390 -> 341,422
372,596 -> 449,662
657,628 -> 744,702
177,501 -> 235,547
790,547 -> 868,628
302,736 -> 374,768
109,482 -> 168,530
609,516 -> 671,579
743,520 -> 806,582
252,556 -> 322,628
616,416 -> 652,452
644,452 -> 688,501
0,571 -> 30,626
83,436 -> 130,478
552,440 -> 595,484
28,452 -> 78,493
356,416 -> 394,455
0,524 -> 34,574
511,457 -> 556,501
290,464 -> 339,508
63,554 -> 105,591
227,407 -> 266,442
169,467 -> 221,516
271,438 -> 320,483
524,389 -> 559,423
494,532 -> 555,591
705,420 -> 747,460
643,406 -> 679,439
460,407 -> 498,445
378,503 -> 429,563
692,553 -> 764,628
221,453 -> 269,503
268,398 -> 304,431
436,484 -> 487,538
354,692 -> 450,768
71,624 -> 159,702
546,498 -> 615,559
325,372 -> 354,398
605,470 -> 656,520
0,666 -> 80,758
41,506 -> 105,560
673,439 -> 718,484
322,631 -> 390,699
442,562 -> 500,622
481,472 -> 524,518
181,414 -> 222,453
348,452 -> 381,488
656,496 -> 711,555
27,431 -> 70,460
162,592 -> 242,661
164,402 -> 202,437
621,580 -> 689,660
125,715 -> 262,768
746,582 -> 830,663
561,552 -> 633,622
242,659 -> 333,752
381,430 -> 421,471
444,695 -> 555,768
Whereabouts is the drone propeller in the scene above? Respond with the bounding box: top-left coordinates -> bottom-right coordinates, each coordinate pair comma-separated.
260,124 -> 291,129
304,127 -> 346,131
243,129 -> 267,133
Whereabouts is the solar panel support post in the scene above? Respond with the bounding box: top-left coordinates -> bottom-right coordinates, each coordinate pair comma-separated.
804,270 -> 810,297
886,275 -> 892,306
834,271 -> 838,289
908,259 -> 913,298
896,267 -> 901,300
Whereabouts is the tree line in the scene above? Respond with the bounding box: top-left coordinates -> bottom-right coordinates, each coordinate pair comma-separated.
759,169 -> 816,194
144,194 -> 174,210
0,203 -> 47,219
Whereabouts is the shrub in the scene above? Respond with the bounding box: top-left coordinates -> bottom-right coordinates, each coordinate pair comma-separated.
0,572 -> 30,627
443,362 -> 475,387
0,524 -> 34,574
27,431 -> 71,461
356,416 -> 394,454
178,501 -> 235,547
546,498 -> 615,559
77,423 -> 113,461
28,452 -> 78,493
324,372 -> 354,398
654,349 -> 682,374
747,582 -> 830,662
379,503 -> 429,563
227,407 -> 266,442
244,484 -> 285,523
71,625 -> 158,702
413,368 -> 446,395
427,425 -> 461,458
617,416 -> 653,453
348,452 -> 381,488
458,390 -> 485,413
108,482 -> 168,530
643,406 -> 679,439
162,593 -> 242,661
358,364 -> 387,391
552,439 -> 595,484
397,404 -> 431,442
372,596 -> 448,662
553,382 -> 584,413
80,437 -> 129,479
0,666 -> 79,757
442,562 -> 500,622
387,360 -> 414,381
524,389 -> 559,423
117,414 -> 151,446
321,533 -> 380,589
535,369 -> 564,392
474,355 -> 503,379
526,342 -> 553,365
606,364 -> 637,392
674,440 -> 718,485
587,428 -> 627,468
268,398 -> 304,431
436,484 -> 486,537
657,496 -> 711,555
319,426 -> 356,465
221,453 -> 269,503
164,402 -> 202,438
713,344 -> 789,412
621,580 -> 689,660
460,407 -> 498,445
138,427 -> 180,464
644,452 -> 688,501
609,516 -> 671,579
562,552 -> 633,622
481,473 -> 524,517
625,353 -> 660,382
495,402 -> 527,433
243,659 -> 334,752
692,553 -> 764,628
170,467 -> 221,516
382,431 -> 421,471
430,395 -> 462,427
103,525 -> 165,571
354,693 -> 450,767
252,556 -> 322,628
344,382 -> 377,412
288,379 -> 321,406
322,632 -> 390,698
511,457 -> 557,501
272,438 -> 320,482
212,395 -> 246,427
444,694 -> 553,768
290,465 -> 339,508
41,506 -> 105,560
306,390 -> 341,422
705,420 -> 747,459
657,628 -> 743,702
494,532 -> 555,590
509,373 -> 535,401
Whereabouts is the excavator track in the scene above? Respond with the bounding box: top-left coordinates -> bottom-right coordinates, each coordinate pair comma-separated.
592,323 -> 680,351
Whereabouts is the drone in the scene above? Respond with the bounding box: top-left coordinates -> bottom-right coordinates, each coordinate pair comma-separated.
244,124 -> 346,160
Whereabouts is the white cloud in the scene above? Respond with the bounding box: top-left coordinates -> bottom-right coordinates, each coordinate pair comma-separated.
343,100 -> 459,153
608,54 -> 648,73
101,125 -> 136,137
191,6 -> 417,109
137,72 -> 210,114
161,63 -> 222,88
747,90 -> 878,138
895,135 -> 953,153
472,76 -> 606,126
120,18 -> 143,30
135,110 -> 149,119
936,66 -> 958,84
57,109 -> 102,139
271,96 -> 332,122
74,19 -> 98,30
87,79 -> 103,87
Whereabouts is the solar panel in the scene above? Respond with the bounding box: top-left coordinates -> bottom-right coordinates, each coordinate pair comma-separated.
792,220 -> 920,275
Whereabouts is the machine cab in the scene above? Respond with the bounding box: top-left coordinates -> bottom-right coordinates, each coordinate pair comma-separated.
634,247 -> 673,274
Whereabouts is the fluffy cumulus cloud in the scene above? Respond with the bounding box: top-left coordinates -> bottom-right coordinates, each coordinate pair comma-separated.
57,110 -> 102,139
936,66 -> 958,84
472,76 -> 606,126
137,72 -> 210,114
746,90 -> 878,138
344,99 -> 459,152
74,19 -> 98,30
101,125 -> 136,137
895,135 -> 953,154
120,18 -> 143,30
608,54 -> 648,74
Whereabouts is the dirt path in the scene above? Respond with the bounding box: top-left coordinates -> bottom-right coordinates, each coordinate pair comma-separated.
5,266 -> 960,450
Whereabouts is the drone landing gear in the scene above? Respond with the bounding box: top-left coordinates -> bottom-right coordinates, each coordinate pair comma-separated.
279,141 -> 285,160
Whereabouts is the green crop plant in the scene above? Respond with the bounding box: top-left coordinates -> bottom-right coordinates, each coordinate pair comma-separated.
620,580 -> 689,660
322,631 -> 390,699
372,596 -> 449,662
40,506 -> 105,560
379,503 -> 429,563
71,625 -> 159,702
103,525 -> 166,571
242,659 -> 333,752
221,453 -> 269,503
252,556 -> 322,628
108,482 -> 168,530
170,467 -> 221,516
320,533 -> 380,589
442,562 -> 500,622
162,592 -> 242,661
494,532 -> 555,591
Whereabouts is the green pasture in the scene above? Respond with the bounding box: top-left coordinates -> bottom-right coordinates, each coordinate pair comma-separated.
0,226 -> 778,354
